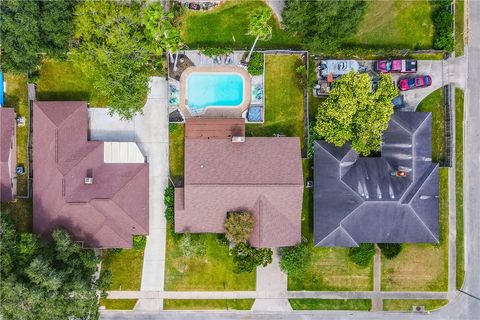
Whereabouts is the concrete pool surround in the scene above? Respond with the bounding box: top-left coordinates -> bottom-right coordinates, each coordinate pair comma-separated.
179,66 -> 251,118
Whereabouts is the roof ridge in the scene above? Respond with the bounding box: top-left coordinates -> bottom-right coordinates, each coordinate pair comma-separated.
186,183 -> 303,187
405,205 -> 439,242
90,199 -> 138,243
35,101 -> 84,127
390,113 -> 414,134
401,163 -> 438,204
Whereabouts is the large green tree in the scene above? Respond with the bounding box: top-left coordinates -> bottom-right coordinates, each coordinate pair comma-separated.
230,243 -> 272,273
0,215 -> 110,320
315,72 -> 397,156
0,0 -> 78,73
71,0 -> 151,119
282,0 -> 366,52
245,7 -> 272,63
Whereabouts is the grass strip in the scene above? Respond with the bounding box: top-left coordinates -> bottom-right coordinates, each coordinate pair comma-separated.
289,299 -> 371,311
163,299 -> 254,310
455,88 -> 464,288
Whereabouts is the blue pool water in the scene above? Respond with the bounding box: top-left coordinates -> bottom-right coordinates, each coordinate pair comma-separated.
187,73 -> 244,113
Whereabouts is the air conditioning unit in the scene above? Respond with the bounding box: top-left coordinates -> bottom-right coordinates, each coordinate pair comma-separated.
84,177 -> 94,185
231,136 -> 245,143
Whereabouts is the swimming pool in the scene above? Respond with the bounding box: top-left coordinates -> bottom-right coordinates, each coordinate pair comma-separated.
187,73 -> 244,113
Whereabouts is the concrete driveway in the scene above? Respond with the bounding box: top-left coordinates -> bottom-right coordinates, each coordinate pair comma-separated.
88,109 -> 135,142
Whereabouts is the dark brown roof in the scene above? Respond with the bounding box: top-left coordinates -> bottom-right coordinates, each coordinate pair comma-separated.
32,101 -> 149,248
175,137 -> 303,248
0,108 -> 16,201
185,118 -> 245,139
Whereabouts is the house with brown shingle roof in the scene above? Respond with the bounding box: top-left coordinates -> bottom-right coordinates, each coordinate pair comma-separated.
0,107 -> 17,202
175,119 -> 303,248
32,101 -> 149,248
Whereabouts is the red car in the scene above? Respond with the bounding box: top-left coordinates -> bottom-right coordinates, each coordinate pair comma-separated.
398,75 -> 432,91
376,59 -> 417,73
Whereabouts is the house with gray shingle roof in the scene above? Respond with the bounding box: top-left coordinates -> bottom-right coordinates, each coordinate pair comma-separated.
314,112 -> 439,247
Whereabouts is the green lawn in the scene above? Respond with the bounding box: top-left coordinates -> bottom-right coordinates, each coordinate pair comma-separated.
4,73 -> 29,196
381,169 -> 449,291
164,299 -> 254,310
101,249 -> 144,291
287,160 -> 373,291
99,299 -> 137,310
246,54 -> 305,148
180,0 -> 300,49
344,0 -> 434,50
36,59 -> 107,106
169,124 -> 185,182
1,199 -> 32,233
455,0 -> 465,56
417,88 -> 445,164
289,299 -> 372,311
164,226 -> 255,291
455,88 -> 464,289
383,299 -> 448,311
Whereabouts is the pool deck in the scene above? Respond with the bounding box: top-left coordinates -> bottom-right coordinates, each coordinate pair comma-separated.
179,66 -> 251,118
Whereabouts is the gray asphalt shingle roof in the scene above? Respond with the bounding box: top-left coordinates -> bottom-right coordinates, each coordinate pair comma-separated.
314,112 -> 439,247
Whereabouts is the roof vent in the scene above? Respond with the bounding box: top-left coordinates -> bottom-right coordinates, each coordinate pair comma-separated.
84,177 -> 94,185
232,136 -> 245,143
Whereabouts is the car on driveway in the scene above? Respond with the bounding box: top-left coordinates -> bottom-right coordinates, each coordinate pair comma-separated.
376,59 -> 417,73
398,75 -> 432,91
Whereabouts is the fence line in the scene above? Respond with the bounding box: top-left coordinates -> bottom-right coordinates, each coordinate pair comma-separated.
443,84 -> 453,168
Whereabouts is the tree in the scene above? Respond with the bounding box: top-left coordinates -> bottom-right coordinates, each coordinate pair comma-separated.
224,211 -> 255,245
279,239 -> 311,277
282,0 -> 367,53
245,7 -> 272,63
378,243 -> 403,259
0,0 -> 41,73
315,72 -> 397,156
0,0 -> 78,73
164,184 -> 175,224
71,0 -> 151,119
230,243 -> 273,273
348,243 -> 375,267
143,2 -> 183,70
0,214 -> 110,319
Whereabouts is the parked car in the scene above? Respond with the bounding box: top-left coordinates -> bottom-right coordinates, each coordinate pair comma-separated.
376,59 -> 417,73
319,60 -> 360,77
398,75 -> 432,91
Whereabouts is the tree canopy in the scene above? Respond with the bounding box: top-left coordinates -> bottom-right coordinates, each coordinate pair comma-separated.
0,214 -> 110,320
247,7 -> 273,41
224,211 -> 254,245
71,0 -> 154,119
282,0 -> 366,52
0,0 -> 78,73
279,239 -> 311,277
230,243 -> 273,273
314,72 -> 397,156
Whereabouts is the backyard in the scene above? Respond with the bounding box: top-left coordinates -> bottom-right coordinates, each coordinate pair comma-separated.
287,160 -> 373,291
36,59 -> 107,106
455,88 -> 464,288
344,0 -> 434,50
381,168 -> 449,291
246,54 -> 306,149
164,226 -> 256,291
179,0 -> 300,49
416,87 -> 446,164
4,73 -> 29,196
101,248 -> 145,291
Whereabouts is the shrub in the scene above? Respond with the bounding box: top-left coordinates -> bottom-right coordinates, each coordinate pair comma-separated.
348,243 -> 375,267
224,211 -> 254,245
164,184 -> 175,224
279,239 -> 311,276
432,1 -> 454,52
201,47 -> 233,57
230,243 -> 272,273
247,52 -> 264,76
378,243 -> 402,259
132,235 -> 146,250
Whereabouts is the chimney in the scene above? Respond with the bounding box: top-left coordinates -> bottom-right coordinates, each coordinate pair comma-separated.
84,177 -> 94,185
